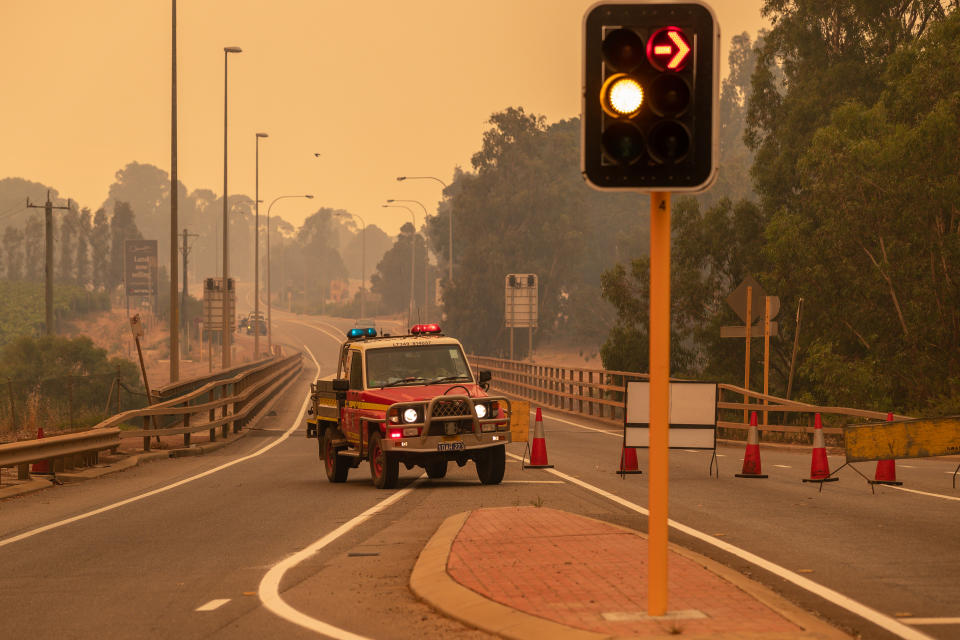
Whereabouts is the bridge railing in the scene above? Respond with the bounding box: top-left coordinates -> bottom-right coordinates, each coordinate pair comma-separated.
468,354 -> 909,444
0,352 -> 302,484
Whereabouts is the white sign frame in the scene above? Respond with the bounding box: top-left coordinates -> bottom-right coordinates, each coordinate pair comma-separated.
624,381 -> 717,450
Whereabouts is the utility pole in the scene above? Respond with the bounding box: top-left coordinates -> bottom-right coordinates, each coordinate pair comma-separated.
27,190 -> 71,336
179,228 -> 199,355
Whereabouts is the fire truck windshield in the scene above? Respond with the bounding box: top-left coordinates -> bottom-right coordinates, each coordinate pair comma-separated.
366,344 -> 472,388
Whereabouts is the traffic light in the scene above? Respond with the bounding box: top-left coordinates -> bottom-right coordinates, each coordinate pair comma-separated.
582,2 -> 719,192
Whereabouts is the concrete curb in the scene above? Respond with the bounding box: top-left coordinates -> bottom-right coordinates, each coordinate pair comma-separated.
411,509 -> 851,640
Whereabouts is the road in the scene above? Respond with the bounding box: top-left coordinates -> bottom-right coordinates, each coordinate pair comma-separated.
1,310 -> 957,639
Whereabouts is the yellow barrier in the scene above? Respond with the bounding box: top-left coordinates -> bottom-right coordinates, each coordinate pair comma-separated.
844,416 -> 960,462
510,400 -> 530,443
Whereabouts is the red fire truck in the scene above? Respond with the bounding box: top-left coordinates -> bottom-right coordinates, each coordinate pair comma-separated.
306,324 -> 512,488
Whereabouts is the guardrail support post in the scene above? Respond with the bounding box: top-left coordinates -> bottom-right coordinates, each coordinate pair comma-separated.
143,415 -> 151,452
183,413 -> 191,447
209,390 -> 217,441
221,384 -> 229,439
17,462 -> 29,480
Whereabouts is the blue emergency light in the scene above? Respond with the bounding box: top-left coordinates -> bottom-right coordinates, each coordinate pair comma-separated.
347,327 -> 378,339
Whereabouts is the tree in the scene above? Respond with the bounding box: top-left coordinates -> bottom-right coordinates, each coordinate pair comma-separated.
427,108 -> 644,356
23,215 -> 42,282
370,222 -> 428,314
3,226 -> 23,280
58,206 -> 79,281
108,201 -> 142,291
90,208 -> 110,290
76,208 -> 92,286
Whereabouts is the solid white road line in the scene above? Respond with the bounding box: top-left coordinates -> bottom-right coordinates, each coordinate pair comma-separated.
504,452 -> 935,640
257,482 -> 420,640
900,618 -> 960,625
195,599 -> 230,612
887,485 -> 960,502
0,345 -> 322,550
502,480 -> 564,484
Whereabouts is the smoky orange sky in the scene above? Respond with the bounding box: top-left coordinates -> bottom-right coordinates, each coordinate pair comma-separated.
1,1 -> 768,235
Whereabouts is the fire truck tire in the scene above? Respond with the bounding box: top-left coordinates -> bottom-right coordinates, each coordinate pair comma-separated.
424,458 -> 448,479
369,431 -> 399,489
322,430 -> 348,483
476,445 -> 506,485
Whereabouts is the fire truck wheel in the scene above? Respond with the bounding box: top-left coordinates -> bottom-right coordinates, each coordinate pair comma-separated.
424,458 -> 448,479
322,430 -> 348,483
476,445 -> 506,485
369,431 -> 399,489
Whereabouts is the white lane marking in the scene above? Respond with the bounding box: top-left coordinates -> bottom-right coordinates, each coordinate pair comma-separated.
773,464 -> 792,468
196,599 -> 230,612
901,618 -> 960,625
0,346 -> 323,550
900,465 -> 915,468
502,480 -> 564,484
886,485 -> 960,502
504,452 -> 935,640
529,409 -> 621,438
258,481 -> 421,639
283,317 -> 346,345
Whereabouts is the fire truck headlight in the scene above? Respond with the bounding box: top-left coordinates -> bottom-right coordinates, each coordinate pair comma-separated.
474,403 -> 488,419
402,408 -> 420,424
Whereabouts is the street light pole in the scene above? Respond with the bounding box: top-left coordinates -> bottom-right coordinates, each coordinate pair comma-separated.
254,132 -> 268,360
396,175 -> 449,283
267,194 -> 313,353
386,198 -> 429,319
170,0 -> 179,382
221,46 -> 242,369
382,203 -> 416,327
333,211 -> 367,321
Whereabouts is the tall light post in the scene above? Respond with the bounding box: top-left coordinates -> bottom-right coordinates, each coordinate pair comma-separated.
221,45 -> 242,368
267,194 -> 313,353
396,175 -> 449,283
170,0 -> 180,382
386,198 -> 429,319
333,211 -> 367,321
382,203 -> 416,327
254,132 -> 268,360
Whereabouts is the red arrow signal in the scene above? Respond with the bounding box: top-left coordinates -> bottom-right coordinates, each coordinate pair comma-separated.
646,26 -> 691,71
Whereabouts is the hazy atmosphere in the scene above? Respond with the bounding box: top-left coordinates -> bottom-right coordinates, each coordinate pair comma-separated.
1,0 -> 767,234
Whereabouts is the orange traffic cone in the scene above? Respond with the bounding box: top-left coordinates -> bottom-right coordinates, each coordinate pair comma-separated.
523,408 -> 554,469
30,428 -> 51,474
870,412 -> 903,486
735,411 -> 767,478
617,442 -> 642,476
803,413 -> 838,484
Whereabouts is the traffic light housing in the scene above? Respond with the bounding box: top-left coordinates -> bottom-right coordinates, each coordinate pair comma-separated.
582,2 -> 719,192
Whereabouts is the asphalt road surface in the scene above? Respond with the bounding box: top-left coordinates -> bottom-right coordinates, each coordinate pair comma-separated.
1,311 -> 957,640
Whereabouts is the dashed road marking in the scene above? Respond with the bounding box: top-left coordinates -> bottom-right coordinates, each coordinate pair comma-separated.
887,485 -> 960,502
900,618 -> 960,625
773,464 -> 792,468
196,599 -> 230,612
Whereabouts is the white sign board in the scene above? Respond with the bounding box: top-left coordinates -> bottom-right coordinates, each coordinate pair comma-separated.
505,273 -> 538,328
624,381 -> 717,449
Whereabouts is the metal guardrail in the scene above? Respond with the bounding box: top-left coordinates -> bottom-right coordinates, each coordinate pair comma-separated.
468,354 -> 911,442
0,353 -> 303,484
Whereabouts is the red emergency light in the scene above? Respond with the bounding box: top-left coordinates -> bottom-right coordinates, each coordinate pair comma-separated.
410,324 -> 441,335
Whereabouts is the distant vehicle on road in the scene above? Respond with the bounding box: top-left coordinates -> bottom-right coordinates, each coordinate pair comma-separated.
241,312 -> 266,335
306,324 -> 511,488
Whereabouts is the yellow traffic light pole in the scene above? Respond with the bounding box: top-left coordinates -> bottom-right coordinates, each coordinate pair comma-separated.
648,191 -> 670,616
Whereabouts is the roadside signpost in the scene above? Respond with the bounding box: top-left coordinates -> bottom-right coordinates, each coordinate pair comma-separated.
722,277 -> 779,425
504,274 -> 538,359
202,277 -> 235,370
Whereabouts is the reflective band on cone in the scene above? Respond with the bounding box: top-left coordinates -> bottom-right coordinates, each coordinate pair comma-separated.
735,411 -> 767,478
870,413 -> 903,486
803,413 -> 838,483
618,443 -> 642,476
524,407 -> 554,469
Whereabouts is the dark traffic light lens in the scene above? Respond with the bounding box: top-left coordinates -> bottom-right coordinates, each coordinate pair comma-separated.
602,122 -> 646,165
648,74 -> 691,117
647,121 -> 690,163
601,28 -> 645,72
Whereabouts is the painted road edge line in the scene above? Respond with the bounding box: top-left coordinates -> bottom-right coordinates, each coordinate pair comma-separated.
196,599 -> 231,612
886,485 -> 960,502
257,481 -> 421,640
504,452 -> 935,640
0,345 -> 321,550
530,408 -> 621,438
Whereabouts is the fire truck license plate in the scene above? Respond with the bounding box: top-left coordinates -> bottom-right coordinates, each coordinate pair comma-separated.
437,441 -> 464,452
